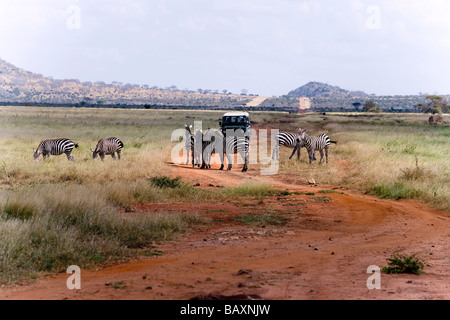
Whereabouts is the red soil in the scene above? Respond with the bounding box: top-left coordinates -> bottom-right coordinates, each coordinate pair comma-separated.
1,163 -> 449,300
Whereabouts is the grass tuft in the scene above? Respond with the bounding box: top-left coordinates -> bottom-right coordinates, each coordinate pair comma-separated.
370,182 -> 419,200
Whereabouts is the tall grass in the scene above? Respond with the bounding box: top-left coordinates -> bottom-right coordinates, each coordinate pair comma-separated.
0,107 -> 449,283
277,113 -> 450,211
0,183 -> 208,283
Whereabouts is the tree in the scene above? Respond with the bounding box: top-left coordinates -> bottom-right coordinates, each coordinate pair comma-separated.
418,95 -> 449,114
363,100 -> 380,112
352,102 -> 362,111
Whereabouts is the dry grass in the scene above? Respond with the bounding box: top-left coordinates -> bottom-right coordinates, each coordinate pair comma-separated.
0,107 -> 449,284
275,113 -> 449,211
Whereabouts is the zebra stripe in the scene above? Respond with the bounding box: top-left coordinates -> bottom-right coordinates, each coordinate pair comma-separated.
33,138 -> 78,161
198,129 -> 250,172
184,125 -> 195,166
223,130 -> 250,172
298,129 -> 335,164
195,129 -> 220,170
272,131 -> 304,161
92,137 -> 124,161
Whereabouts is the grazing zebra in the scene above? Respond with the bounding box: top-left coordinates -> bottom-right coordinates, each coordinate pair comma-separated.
91,137 -> 123,161
33,138 -> 78,162
272,131 -> 304,161
298,128 -> 337,164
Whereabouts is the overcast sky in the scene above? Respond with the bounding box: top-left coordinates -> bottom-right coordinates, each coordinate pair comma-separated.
0,0 -> 449,97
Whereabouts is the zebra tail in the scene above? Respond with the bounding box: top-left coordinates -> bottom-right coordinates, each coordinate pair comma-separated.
74,143 -> 79,148
330,141 -> 338,144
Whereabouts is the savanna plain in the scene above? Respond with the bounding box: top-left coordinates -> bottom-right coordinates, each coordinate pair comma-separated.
0,106 -> 449,300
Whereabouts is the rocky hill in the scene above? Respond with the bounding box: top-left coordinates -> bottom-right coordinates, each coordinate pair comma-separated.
0,58 -> 259,109
288,81 -> 368,99
287,81 -> 444,113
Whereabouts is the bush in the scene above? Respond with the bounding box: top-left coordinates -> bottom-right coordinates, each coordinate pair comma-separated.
382,254 -> 424,275
150,176 -> 182,189
370,182 -> 418,200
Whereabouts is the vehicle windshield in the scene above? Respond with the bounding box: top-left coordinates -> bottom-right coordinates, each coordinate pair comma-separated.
222,116 -> 248,125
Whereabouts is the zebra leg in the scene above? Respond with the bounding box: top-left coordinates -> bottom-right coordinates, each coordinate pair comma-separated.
308,149 -> 314,165
67,153 -> 74,161
325,146 -> 329,164
117,151 -> 121,160
319,150 -> 324,164
226,153 -> 233,171
219,150 -> 224,170
111,153 -> 116,160
272,146 -> 279,161
297,147 -> 301,160
289,147 -> 297,160
241,151 -> 248,172
186,147 -> 190,165
100,152 -> 105,161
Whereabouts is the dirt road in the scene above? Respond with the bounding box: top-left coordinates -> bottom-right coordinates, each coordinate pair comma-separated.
1,163 -> 449,300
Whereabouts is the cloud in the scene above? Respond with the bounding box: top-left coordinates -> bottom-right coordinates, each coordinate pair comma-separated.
0,0 -> 449,96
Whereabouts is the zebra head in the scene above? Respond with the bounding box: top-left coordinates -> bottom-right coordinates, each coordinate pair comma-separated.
297,128 -> 307,141
185,124 -> 193,135
33,148 -> 40,162
90,148 -> 100,159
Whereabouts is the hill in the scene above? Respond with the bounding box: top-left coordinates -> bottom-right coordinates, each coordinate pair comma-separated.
0,58 -> 261,110
1,58 -> 447,113
288,81 -> 368,99
287,81 -> 446,113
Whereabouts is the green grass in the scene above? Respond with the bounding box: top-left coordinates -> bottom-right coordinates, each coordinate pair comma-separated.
370,182 -> 419,200
234,212 -> 289,226
221,182 -> 285,199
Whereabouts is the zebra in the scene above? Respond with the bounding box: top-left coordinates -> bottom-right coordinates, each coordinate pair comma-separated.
197,128 -> 220,170
223,133 -> 250,172
272,131 -> 304,161
199,129 -> 250,172
184,125 -> 195,166
297,128 -> 337,164
33,138 -> 79,162
90,137 -> 124,161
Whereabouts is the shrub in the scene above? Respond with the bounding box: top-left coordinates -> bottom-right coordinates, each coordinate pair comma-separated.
400,157 -> 428,181
150,176 -> 182,189
382,254 -> 424,275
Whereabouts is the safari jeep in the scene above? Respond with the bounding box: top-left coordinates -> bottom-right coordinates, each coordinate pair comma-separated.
219,112 -> 251,136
